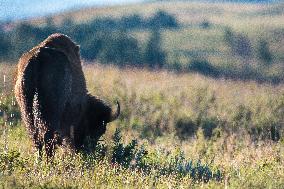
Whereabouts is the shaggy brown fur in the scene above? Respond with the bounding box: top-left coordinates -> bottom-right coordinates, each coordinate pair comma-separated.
14,33 -> 120,161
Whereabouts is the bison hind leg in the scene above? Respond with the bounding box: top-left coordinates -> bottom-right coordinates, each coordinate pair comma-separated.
32,132 -> 44,160
44,130 -> 55,162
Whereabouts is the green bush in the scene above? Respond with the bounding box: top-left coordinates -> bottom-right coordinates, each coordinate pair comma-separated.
200,20 -> 211,29
175,117 -> 197,140
120,14 -> 144,29
224,27 -> 234,47
0,31 -> 11,61
111,129 -> 138,168
98,31 -> 141,66
0,150 -> 26,174
199,116 -> 219,138
143,29 -> 166,68
147,10 -> 179,29
223,28 -> 252,58
257,39 -> 272,64
187,59 -> 219,77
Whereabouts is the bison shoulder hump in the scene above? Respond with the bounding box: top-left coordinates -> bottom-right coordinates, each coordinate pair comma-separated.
37,47 -> 70,65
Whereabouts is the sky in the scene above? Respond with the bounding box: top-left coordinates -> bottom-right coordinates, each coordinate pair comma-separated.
0,0 -> 142,21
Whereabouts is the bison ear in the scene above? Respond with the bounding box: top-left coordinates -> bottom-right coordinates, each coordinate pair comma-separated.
87,95 -> 111,120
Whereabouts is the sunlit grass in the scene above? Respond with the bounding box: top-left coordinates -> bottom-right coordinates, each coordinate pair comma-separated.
0,63 -> 283,188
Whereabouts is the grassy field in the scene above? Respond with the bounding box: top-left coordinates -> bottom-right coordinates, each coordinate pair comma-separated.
0,63 -> 284,188
0,1 -> 284,188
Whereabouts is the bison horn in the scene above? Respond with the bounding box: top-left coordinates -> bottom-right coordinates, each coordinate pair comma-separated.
109,101 -> 120,122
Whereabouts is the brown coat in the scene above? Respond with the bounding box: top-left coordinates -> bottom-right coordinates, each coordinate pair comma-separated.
14,33 -> 119,160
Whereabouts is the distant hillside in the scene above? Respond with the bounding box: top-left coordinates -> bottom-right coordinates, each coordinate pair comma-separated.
1,1 -> 284,83
23,1 -> 276,26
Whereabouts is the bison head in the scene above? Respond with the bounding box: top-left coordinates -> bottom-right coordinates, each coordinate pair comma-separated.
42,33 -> 81,66
82,95 -> 120,142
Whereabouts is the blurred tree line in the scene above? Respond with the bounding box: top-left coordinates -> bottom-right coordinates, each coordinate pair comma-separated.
224,27 -> 273,64
0,10 -> 280,83
0,10 -> 178,68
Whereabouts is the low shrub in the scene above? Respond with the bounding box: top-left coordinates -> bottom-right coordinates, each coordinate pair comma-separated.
187,60 -> 220,77
175,117 -> 197,140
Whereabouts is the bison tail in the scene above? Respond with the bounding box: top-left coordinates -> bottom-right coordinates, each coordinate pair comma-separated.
16,52 -> 43,154
19,55 -> 38,126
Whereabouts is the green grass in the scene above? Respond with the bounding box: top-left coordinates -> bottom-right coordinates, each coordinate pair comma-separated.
0,64 -> 284,188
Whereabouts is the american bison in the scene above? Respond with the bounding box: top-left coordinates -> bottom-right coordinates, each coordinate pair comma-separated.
14,33 -> 120,161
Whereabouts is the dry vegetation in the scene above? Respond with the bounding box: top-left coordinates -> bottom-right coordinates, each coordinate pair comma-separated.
0,63 -> 284,188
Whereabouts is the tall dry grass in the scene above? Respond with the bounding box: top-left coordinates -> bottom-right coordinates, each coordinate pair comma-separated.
0,63 -> 283,188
